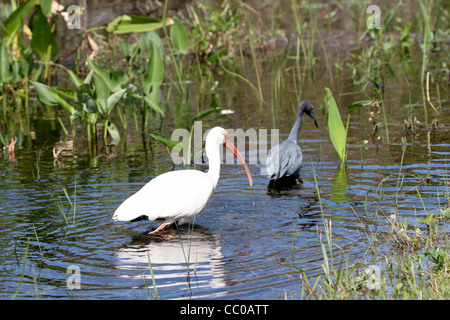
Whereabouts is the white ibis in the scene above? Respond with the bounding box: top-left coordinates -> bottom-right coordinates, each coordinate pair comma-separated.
266,99 -> 318,188
113,126 -> 253,235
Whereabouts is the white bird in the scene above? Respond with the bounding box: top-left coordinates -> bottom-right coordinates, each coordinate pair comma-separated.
113,127 -> 253,235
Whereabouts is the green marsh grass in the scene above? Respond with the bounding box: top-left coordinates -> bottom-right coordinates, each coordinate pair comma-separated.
11,238 -> 30,300
57,180 -> 79,239
146,249 -> 159,300
176,219 -> 200,296
281,154 -> 450,299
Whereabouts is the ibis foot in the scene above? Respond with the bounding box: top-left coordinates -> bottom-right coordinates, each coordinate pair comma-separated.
148,223 -> 177,239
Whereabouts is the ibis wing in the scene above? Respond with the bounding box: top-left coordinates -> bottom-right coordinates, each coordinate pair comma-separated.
113,170 -> 214,222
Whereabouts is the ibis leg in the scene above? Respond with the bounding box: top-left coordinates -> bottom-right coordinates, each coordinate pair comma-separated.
149,223 -> 169,235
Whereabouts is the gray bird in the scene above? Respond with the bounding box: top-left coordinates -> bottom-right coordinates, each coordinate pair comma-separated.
266,99 -> 318,188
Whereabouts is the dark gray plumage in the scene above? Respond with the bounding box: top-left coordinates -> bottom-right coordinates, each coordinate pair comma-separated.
266,99 -> 318,184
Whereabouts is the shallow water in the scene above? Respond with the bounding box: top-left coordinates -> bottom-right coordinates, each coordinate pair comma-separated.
1,94 -> 449,299
1,1 -> 449,300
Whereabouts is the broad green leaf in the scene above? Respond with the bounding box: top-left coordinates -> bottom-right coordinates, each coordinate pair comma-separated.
0,40 -> 12,83
107,88 -> 126,114
3,0 -> 37,46
106,15 -> 132,33
87,59 -> 127,92
106,15 -> 171,34
88,58 -> 111,86
113,22 -> 166,34
19,54 -> 34,78
30,8 -> 57,60
83,98 -> 98,114
347,100 -> 373,111
142,42 -> 164,95
30,81 -> 75,115
144,93 -> 165,116
170,17 -> 190,54
139,31 -> 163,57
30,80 -> 59,105
109,67 -> 129,87
68,70 -> 84,87
192,108 -> 219,122
149,131 -> 179,148
76,84 -> 97,113
119,39 -> 131,59
53,87 -> 76,101
84,70 -> 94,85
93,73 -> 110,114
325,87 -> 346,163
39,0 -> 53,16
52,94 -> 76,116
32,64 -> 44,81
107,122 -> 121,145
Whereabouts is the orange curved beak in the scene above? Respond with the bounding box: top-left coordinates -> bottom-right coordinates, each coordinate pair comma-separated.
224,136 -> 253,187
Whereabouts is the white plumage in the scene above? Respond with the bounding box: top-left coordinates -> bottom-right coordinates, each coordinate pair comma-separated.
113,127 -> 253,235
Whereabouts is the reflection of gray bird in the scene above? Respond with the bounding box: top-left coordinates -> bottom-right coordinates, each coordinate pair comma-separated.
266,99 -> 318,188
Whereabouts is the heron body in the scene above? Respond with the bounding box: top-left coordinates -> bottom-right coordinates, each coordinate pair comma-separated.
266,140 -> 303,180
113,127 -> 253,235
266,99 -> 318,186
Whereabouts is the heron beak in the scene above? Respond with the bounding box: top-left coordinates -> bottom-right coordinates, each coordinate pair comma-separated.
224,137 -> 253,187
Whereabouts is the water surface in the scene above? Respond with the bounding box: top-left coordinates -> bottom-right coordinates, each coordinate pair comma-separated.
0,0 -> 449,300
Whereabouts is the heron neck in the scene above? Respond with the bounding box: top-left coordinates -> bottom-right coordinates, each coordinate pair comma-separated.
288,113 -> 303,141
206,144 -> 221,189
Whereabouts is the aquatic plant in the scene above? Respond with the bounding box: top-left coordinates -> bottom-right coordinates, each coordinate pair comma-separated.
324,87 -> 348,168
187,0 -> 244,62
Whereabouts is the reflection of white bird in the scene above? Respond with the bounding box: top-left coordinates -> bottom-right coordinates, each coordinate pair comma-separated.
115,230 -> 227,295
113,127 -> 253,235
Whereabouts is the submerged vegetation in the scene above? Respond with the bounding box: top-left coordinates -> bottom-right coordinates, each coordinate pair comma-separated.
1,0 -> 449,300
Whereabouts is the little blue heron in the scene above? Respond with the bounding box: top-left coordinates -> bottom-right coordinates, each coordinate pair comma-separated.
266,99 -> 318,189
113,127 -> 253,236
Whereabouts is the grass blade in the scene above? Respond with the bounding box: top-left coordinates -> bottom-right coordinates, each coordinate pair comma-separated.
147,250 -> 159,300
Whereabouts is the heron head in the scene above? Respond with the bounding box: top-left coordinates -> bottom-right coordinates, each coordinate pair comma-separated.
299,99 -> 318,128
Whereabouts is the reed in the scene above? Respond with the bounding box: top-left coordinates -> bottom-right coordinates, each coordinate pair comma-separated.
11,238 -> 30,300
146,250 -> 159,300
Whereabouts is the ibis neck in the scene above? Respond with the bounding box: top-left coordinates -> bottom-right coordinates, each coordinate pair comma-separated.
206,145 -> 221,189
288,113 -> 303,141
